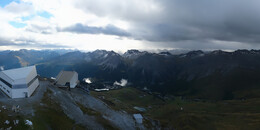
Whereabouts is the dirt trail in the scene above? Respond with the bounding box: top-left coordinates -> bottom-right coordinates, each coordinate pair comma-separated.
0,81 -> 48,116
48,85 -> 104,129
70,89 -> 137,130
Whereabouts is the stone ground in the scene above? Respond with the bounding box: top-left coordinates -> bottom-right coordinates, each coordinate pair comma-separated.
0,80 -> 144,129
70,88 -> 139,130
0,81 -> 48,116
48,84 -> 104,129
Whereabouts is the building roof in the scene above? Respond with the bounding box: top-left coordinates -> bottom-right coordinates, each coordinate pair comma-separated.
56,71 -> 77,85
133,114 -> 143,119
1,66 -> 36,80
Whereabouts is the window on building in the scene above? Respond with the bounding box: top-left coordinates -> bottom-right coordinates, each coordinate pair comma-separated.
0,78 -> 12,88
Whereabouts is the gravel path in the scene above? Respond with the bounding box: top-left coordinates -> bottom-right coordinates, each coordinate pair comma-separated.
69,89 -> 137,130
0,81 -> 48,116
48,85 -> 104,129
48,85 -> 137,130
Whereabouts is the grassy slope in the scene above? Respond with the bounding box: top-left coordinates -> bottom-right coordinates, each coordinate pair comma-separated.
0,89 -> 82,130
31,89 -> 85,130
166,68 -> 260,101
1,87 -> 119,130
0,107 -> 30,130
91,87 -> 260,129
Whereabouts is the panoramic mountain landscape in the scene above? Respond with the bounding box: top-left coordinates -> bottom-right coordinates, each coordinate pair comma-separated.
2,49 -> 260,101
1,0 -> 260,129
0,49 -> 260,129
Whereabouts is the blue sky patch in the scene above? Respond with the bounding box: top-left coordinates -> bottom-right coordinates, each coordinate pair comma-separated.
20,11 -> 53,22
37,11 -> 53,19
0,0 -> 19,7
21,15 -> 34,21
9,21 -> 27,28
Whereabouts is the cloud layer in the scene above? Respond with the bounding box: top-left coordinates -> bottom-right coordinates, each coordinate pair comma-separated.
61,23 -> 131,37
1,0 -> 260,51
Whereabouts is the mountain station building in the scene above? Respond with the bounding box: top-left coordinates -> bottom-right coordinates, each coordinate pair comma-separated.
0,66 -> 39,98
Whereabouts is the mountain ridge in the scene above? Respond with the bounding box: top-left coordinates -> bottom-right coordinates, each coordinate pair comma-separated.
1,49 -> 260,100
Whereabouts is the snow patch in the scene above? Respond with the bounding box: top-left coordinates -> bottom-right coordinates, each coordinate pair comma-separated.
103,54 -> 108,58
4,120 -> 10,124
83,78 -> 92,84
94,88 -> 109,92
25,120 -> 33,126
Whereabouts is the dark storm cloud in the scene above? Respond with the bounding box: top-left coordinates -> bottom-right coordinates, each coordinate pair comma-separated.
60,23 -> 131,37
138,0 -> 260,43
75,0 -> 260,49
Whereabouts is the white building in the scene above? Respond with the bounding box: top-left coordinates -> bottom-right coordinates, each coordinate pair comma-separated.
0,66 -> 39,98
133,114 -> 143,124
56,71 -> 78,88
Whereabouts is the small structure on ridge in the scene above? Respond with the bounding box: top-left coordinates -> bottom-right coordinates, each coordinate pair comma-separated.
133,114 -> 143,124
55,71 -> 78,88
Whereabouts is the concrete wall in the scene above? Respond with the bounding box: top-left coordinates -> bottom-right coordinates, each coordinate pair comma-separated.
12,84 -> 27,89
12,88 -> 28,98
11,80 -> 39,98
11,79 -> 39,98
27,78 -> 39,97
26,66 -> 37,83
70,72 -> 78,88
0,72 -> 14,84
0,81 -> 12,98
14,78 -> 27,85
135,118 -> 143,124
27,66 -> 39,97
0,72 -> 13,98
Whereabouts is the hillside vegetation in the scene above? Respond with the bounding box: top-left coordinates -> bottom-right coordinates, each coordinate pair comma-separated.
91,87 -> 260,129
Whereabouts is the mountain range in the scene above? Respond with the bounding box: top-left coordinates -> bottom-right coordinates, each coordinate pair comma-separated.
1,49 -> 260,100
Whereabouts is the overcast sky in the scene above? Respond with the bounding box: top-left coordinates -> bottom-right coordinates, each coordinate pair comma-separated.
1,0 -> 260,52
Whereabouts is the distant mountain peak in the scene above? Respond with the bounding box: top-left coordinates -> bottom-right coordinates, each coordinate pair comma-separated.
210,50 -> 227,55
123,50 -> 148,59
180,50 -> 204,58
233,49 -> 260,55
158,51 -> 172,56
125,49 -> 140,54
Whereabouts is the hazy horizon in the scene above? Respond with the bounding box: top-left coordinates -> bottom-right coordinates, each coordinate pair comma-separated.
0,47 -> 241,54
